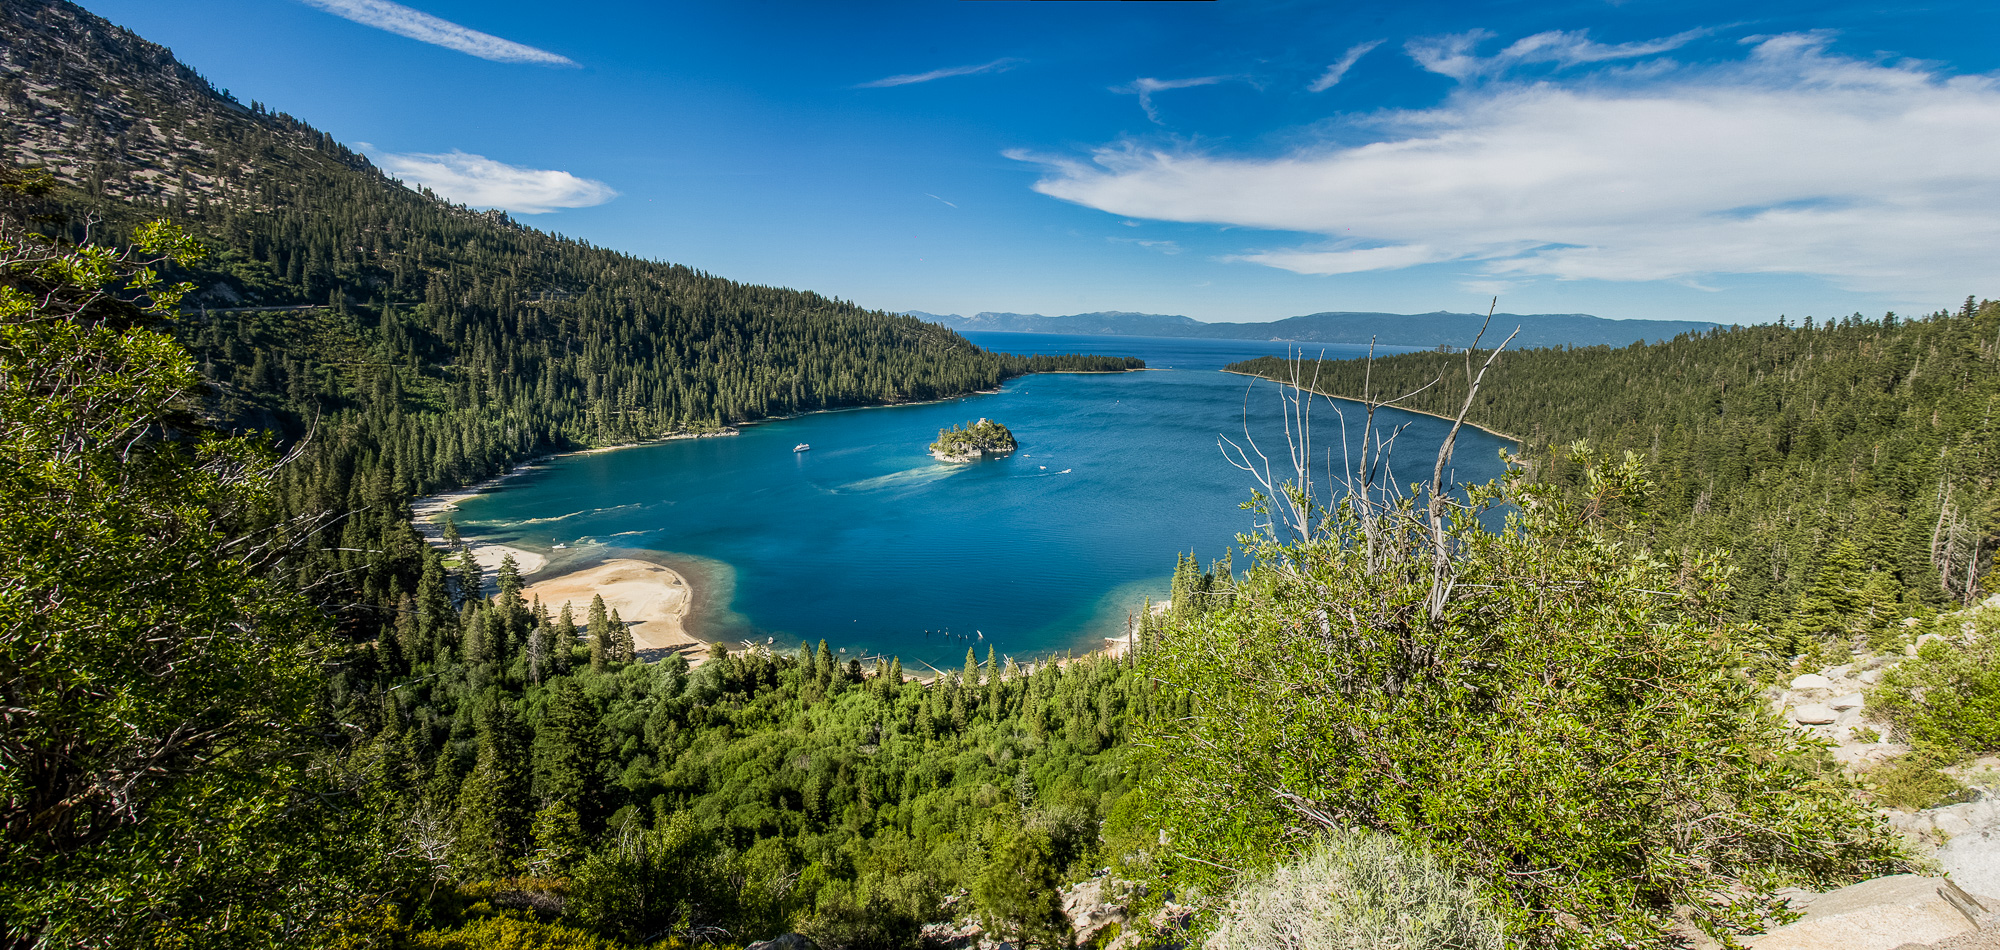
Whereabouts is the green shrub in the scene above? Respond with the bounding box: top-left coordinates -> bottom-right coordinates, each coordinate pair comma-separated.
1868,746 -> 1971,810
412,916 -> 626,949
1142,453 -> 1909,948
1207,830 -> 1504,950
1867,613 -> 2000,754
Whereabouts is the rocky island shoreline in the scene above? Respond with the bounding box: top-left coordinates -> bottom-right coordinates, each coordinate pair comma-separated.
930,417 -> 1018,462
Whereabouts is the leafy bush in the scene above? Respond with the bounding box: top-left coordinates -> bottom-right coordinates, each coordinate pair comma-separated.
1207,830 -> 1504,950
1142,449 -> 1908,948
411,916 -> 628,950
1867,611 -> 2000,753
1867,746 -> 1972,810
798,885 -> 924,950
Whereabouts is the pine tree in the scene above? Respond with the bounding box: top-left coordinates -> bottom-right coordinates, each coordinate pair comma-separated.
609,607 -> 632,662
553,601 -> 577,674
416,550 -> 454,662
1789,536 -> 1869,651
533,681 -> 604,826
986,646 -> 1003,721
452,701 -> 528,879
588,594 -> 611,674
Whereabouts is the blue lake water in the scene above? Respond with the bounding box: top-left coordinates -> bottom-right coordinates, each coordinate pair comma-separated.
448,332 -> 1512,668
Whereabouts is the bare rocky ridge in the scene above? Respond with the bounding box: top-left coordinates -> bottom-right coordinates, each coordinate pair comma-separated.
0,0 -> 378,208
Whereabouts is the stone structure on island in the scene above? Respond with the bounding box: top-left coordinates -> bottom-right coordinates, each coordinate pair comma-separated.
929,418 -> 1017,462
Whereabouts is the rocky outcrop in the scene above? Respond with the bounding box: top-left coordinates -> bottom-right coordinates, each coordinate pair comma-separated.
930,418 -> 1017,462
745,935 -> 820,950
1743,875 -> 1996,950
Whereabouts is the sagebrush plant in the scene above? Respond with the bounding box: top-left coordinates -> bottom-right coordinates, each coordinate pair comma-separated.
1142,418 -> 1909,948
1206,829 -> 1505,950
1866,744 -> 1972,811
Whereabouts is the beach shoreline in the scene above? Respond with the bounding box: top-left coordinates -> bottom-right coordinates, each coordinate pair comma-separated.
519,557 -> 704,661
402,366 -> 1166,672
1219,368 -> 1523,444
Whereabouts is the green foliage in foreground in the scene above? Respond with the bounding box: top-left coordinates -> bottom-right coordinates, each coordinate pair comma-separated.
1207,830 -> 1505,950
1140,455 -> 1908,949
0,211 -> 393,946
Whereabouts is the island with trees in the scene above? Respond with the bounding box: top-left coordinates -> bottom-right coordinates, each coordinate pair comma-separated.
930,417 -> 1018,461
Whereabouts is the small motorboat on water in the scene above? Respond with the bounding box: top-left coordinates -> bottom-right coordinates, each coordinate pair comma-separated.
794,443 -> 811,452
552,542 -> 567,550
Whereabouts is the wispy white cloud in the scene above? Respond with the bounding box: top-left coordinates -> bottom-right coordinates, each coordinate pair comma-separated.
1309,40 -> 1384,92
1109,236 -> 1183,255
1408,27 -> 1707,81
924,193 -> 958,208
371,150 -> 616,213
1015,34 -> 2000,297
857,58 -> 1023,88
297,0 -> 575,66
1114,76 -> 1230,123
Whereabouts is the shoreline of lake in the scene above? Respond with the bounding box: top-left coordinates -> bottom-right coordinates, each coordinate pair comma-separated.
1220,368 -> 1524,444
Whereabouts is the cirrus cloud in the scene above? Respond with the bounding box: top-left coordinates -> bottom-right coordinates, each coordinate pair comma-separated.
1014,33 -> 2000,296
297,0 -> 576,66
371,150 -> 617,214
857,58 -> 1024,88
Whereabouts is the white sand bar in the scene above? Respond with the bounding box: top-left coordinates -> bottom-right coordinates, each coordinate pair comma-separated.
521,558 -> 699,655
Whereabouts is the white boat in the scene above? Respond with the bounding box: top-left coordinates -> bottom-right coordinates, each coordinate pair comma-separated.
552,542 -> 567,550
794,443 -> 811,452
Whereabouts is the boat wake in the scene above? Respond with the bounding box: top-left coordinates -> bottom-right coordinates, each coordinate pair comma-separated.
836,466 -> 959,494
495,502 -> 645,528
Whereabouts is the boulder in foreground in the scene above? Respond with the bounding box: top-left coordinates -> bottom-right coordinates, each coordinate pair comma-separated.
1744,875 -> 1993,950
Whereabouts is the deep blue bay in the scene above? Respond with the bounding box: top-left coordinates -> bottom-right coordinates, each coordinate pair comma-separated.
447,332 -> 1512,669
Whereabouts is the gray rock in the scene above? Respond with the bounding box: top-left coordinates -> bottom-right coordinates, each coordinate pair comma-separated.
1831,693 -> 1867,710
1936,812 -> 1977,839
1834,743 -> 1909,771
1744,875 -> 1989,950
747,935 -> 822,950
1792,673 -> 1836,691
1792,704 -> 1840,725
1939,826 -> 2000,897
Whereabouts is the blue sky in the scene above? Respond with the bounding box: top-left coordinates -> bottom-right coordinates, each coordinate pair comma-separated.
80,0 -> 2000,325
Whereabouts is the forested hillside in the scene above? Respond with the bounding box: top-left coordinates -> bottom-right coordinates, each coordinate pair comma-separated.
0,0 -> 1137,624
0,2 -> 1943,948
1228,304 -> 2000,659
2,2 -> 1149,945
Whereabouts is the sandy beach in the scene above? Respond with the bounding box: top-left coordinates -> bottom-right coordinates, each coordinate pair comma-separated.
410,480 -> 550,577
520,558 -> 702,658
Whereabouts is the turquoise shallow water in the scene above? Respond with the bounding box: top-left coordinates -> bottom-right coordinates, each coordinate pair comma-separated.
447,333 -> 1512,668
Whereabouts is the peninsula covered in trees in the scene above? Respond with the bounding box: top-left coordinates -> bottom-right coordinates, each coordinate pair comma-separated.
930,417 -> 1018,461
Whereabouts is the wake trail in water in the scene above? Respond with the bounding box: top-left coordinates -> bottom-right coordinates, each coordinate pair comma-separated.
836,466 -> 959,494
492,502 -> 645,528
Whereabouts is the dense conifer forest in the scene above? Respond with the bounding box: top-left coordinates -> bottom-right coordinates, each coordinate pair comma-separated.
1227,305 -> 2000,662
3,1 -> 1991,948
2,2 -> 1148,945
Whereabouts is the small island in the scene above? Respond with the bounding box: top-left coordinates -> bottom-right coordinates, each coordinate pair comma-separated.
930,418 -> 1018,462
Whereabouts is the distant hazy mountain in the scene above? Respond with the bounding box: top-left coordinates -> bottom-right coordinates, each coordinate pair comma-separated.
904,310 -> 1205,336
908,309 -> 1722,349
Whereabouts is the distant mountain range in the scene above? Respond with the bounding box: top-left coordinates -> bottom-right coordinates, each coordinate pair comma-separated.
905,309 -> 1723,349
